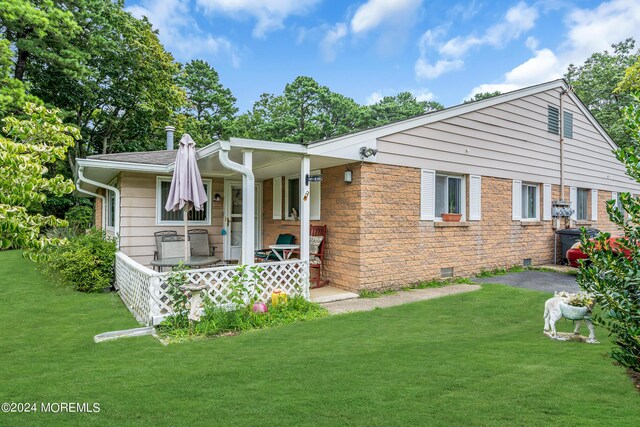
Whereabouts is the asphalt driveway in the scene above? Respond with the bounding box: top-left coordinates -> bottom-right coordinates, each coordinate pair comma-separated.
472,270 -> 580,294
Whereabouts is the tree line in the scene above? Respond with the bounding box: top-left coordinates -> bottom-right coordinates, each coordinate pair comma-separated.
1,1 -> 640,212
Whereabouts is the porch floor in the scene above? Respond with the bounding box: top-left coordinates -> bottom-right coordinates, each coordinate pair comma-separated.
310,286 -> 359,304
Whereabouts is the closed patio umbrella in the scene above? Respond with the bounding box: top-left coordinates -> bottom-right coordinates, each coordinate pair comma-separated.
165,134 -> 207,259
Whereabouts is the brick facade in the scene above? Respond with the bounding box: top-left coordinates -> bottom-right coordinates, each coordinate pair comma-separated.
263,163 -> 621,292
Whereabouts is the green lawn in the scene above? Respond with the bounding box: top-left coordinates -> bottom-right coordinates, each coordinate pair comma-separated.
0,250 -> 637,426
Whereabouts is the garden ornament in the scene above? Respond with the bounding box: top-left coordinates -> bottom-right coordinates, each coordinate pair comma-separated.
543,291 -> 598,343
179,282 -> 209,322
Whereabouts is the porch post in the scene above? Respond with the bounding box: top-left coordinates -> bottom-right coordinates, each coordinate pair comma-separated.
299,156 -> 310,265
242,149 -> 255,265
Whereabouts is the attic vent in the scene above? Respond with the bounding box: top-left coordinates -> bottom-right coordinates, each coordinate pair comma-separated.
440,267 -> 453,278
563,111 -> 573,138
548,105 -> 559,134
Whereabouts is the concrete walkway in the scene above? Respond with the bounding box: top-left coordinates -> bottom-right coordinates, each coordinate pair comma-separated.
321,284 -> 481,314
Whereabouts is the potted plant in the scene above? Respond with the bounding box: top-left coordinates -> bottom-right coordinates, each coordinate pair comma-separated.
559,293 -> 593,320
442,197 -> 462,222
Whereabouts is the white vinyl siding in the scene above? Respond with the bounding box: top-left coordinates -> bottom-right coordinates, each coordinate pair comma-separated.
156,177 -> 212,226
420,169 -> 436,220
272,177 -> 282,219
376,88 -> 640,194
469,175 -> 481,220
521,183 -> 539,220
512,180 -> 522,220
543,184 -> 552,220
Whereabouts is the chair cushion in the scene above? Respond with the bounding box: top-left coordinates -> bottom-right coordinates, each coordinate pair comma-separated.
309,235 -> 323,264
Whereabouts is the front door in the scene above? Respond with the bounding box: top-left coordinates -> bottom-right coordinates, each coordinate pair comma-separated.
223,180 -> 262,261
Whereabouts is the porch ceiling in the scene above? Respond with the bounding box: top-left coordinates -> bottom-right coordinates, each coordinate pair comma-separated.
198,149 -> 353,180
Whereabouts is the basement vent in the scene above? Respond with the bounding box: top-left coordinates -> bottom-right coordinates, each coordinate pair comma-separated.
523,258 -> 532,267
440,267 -> 454,278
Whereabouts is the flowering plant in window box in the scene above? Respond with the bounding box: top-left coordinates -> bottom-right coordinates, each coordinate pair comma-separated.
441,213 -> 462,222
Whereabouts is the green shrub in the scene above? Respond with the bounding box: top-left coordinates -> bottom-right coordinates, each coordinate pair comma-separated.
40,228 -> 117,292
158,295 -> 328,341
65,205 -> 94,233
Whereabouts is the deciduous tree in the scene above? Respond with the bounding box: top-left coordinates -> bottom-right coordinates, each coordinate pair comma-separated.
0,103 -> 79,254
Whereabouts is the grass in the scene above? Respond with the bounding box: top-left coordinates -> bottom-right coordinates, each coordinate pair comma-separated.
0,250 -> 637,425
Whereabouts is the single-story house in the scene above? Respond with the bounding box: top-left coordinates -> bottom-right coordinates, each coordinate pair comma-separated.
76,79 -> 640,292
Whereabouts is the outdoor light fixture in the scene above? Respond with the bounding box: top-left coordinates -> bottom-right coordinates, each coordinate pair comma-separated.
359,146 -> 378,159
344,168 -> 353,184
213,193 -> 221,202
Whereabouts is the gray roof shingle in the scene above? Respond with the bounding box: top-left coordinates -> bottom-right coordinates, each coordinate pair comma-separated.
87,150 -> 177,165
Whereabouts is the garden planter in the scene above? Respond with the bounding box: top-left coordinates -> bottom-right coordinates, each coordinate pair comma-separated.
559,302 -> 588,320
441,213 -> 462,222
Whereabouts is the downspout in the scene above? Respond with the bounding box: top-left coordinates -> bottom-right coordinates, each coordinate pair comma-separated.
218,141 -> 255,265
77,166 -> 121,248
559,89 -> 567,200
75,178 -> 106,231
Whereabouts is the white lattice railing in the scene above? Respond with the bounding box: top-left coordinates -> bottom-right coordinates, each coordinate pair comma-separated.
114,252 -> 161,325
114,252 -> 309,326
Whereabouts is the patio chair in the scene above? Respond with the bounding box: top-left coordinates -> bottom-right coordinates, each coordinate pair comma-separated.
161,235 -> 191,259
254,234 -> 295,262
154,230 -> 177,260
287,225 -> 327,288
188,229 -> 216,256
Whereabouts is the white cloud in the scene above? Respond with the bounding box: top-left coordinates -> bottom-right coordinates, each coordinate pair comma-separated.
320,23 -> 348,62
415,58 -> 464,79
195,0 -> 320,38
412,88 -> 436,102
525,36 -> 539,51
350,0 -> 422,34
439,1 -> 538,58
127,0 -> 240,66
467,0 -> 640,100
415,2 -> 539,80
366,91 -> 384,105
365,87 -> 436,105
563,0 -> 640,65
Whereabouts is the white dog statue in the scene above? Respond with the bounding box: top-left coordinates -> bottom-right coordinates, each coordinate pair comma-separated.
543,292 -> 598,344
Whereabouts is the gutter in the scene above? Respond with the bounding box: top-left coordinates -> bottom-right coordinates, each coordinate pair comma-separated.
75,178 -> 106,232
218,141 -> 255,264
77,166 -> 121,248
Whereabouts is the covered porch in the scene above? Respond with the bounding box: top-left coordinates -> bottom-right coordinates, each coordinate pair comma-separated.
76,136 -> 371,324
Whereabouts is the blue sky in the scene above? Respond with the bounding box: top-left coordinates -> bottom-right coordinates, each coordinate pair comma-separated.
126,0 -> 640,112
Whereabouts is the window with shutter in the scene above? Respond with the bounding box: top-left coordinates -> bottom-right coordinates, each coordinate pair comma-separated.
420,169 -> 436,220
543,184 -> 552,220
469,175 -> 481,220
512,180 -> 522,220
272,177 -> 282,220
591,189 -> 598,221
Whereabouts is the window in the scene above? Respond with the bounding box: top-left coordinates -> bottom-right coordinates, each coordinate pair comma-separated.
521,183 -> 538,220
106,190 -> 115,228
284,172 -> 321,220
435,174 -> 463,218
563,111 -> 573,138
577,188 -> 589,220
548,105 -> 559,134
285,177 -> 300,219
156,177 -> 212,225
